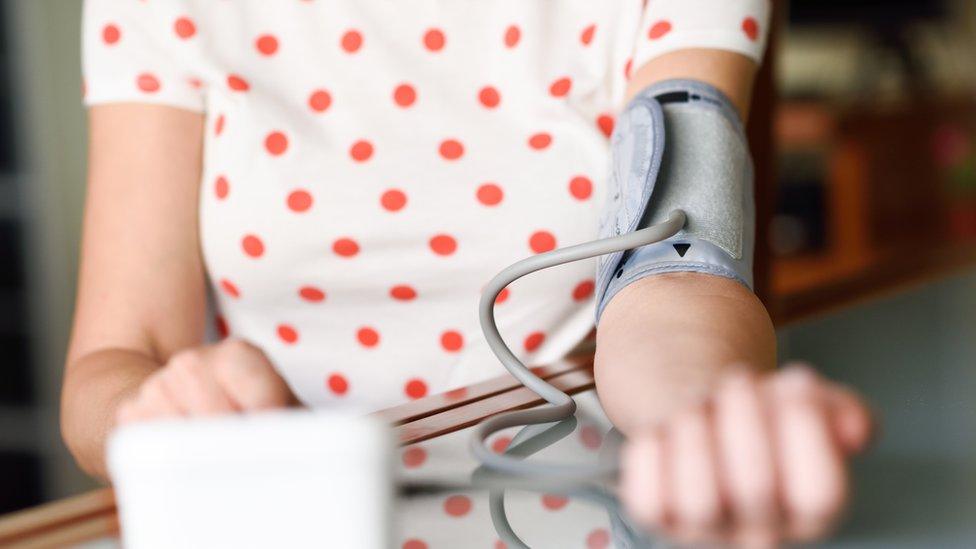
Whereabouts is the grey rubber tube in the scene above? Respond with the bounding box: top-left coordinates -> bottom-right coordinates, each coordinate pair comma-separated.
471,209 -> 687,480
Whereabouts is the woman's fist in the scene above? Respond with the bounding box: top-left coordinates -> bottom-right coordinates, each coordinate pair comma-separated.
116,339 -> 297,425
620,363 -> 874,548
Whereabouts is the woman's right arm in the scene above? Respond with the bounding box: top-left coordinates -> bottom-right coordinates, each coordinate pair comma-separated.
62,105 -> 295,481
62,104 -> 208,479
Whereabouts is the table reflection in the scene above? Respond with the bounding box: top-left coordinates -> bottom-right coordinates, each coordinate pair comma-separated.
61,388 -> 976,548
394,391 -> 632,549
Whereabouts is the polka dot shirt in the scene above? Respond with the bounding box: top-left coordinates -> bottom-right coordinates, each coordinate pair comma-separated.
82,1 -> 768,411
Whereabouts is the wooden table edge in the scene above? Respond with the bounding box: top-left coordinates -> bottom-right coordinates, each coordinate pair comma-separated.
0,357 -> 595,547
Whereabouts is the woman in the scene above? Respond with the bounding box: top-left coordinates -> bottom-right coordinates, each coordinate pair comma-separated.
63,1 -> 872,546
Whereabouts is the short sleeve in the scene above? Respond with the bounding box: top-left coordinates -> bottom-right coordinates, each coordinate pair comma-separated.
82,0 -> 205,112
631,0 -> 771,72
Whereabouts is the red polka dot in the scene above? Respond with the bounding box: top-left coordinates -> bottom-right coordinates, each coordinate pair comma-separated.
381,189 -> 407,212
742,17 -> 760,41
357,327 -> 380,347
299,286 -> 325,302
541,494 -> 569,511
579,424 -> 603,450
214,114 -> 226,136
102,24 -> 121,45
495,541 -> 507,549
569,175 -> 593,200
350,140 -> 374,162
219,278 -> 240,298
214,176 -> 229,200
649,20 -> 672,40
524,331 -> 545,352
478,86 -> 500,108
624,58 -> 633,79
277,324 -> 299,344
136,73 -> 160,93
390,285 -> 417,301
242,235 -> 265,258
215,316 -> 229,338
173,17 -> 195,39
405,378 -> 428,400
549,77 -> 572,97
580,24 -> 596,45
529,231 -> 556,253
332,238 -> 360,257
401,446 -> 427,469
227,74 -> 250,92
440,330 -> 464,352
429,234 -> 457,256
491,436 -> 511,453
586,528 -> 610,549
422,28 -> 445,51
495,288 -> 510,304
402,540 -> 428,549
528,132 -> 552,150
597,114 -> 614,138
438,139 -> 464,160
572,280 -> 595,301
445,387 -> 468,400
287,189 -> 313,212
476,183 -> 503,206
264,132 -> 288,156
255,34 -> 278,56
443,495 -> 471,517
393,84 -> 417,107
308,89 -> 332,112
327,373 -> 348,395
341,30 -> 363,53
188,77 -> 203,90
504,25 -> 521,48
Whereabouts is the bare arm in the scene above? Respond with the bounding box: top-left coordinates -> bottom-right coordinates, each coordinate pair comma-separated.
64,102 -> 300,485
597,52 -> 874,546
594,50 -> 771,433
61,104 -> 208,479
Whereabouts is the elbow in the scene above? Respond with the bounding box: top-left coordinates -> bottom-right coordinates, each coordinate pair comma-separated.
60,370 -> 110,482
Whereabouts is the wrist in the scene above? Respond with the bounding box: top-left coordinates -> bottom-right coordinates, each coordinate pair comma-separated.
593,273 -> 775,433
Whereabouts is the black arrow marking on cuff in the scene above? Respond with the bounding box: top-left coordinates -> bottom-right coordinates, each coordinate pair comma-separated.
673,243 -> 691,257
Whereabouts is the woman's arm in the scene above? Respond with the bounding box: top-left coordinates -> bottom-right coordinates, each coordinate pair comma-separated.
62,104 -> 207,478
597,51 -> 874,546
595,49 -> 769,433
62,105 -> 294,480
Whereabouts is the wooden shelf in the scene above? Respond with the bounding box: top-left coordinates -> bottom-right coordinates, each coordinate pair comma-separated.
764,93 -> 976,324
769,239 -> 976,325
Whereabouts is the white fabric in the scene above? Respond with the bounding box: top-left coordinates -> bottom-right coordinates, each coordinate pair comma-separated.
82,0 -> 770,412
635,0 -> 771,70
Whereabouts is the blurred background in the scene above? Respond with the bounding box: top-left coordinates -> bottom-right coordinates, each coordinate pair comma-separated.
0,1 -> 974,543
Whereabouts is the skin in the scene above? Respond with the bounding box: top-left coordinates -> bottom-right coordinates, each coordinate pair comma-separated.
62,47 -> 874,547
597,50 -> 875,547
61,105 -> 295,480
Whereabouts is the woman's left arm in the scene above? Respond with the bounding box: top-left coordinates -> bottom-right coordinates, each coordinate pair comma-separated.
594,51 -> 874,547
595,48 -> 770,431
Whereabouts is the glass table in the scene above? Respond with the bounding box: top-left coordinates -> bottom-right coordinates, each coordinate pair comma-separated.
2,354 -> 975,548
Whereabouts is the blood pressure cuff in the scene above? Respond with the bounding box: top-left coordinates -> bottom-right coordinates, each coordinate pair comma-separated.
595,79 -> 755,323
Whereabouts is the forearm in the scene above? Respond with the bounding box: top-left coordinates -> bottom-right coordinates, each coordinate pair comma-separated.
594,46 -> 765,432
62,104 -> 207,480
61,349 -> 160,481
595,273 -> 775,433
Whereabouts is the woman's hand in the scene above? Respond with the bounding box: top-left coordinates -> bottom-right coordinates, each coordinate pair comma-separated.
620,363 -> 874,548
116,339 -> 298,425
